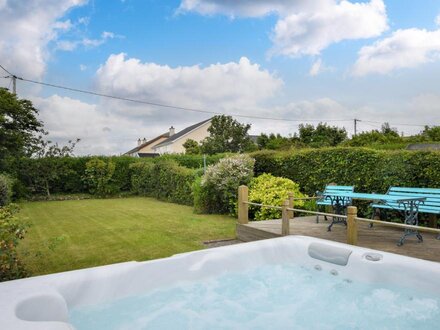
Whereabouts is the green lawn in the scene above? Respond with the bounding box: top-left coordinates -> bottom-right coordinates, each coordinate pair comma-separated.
17,197 -> 236,276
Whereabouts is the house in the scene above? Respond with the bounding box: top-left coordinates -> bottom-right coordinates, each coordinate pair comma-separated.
153,118 -> 212,154
124,132 -> 169,157
124,118 -> 212,156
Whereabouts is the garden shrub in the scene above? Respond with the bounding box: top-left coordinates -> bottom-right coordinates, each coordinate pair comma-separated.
249,173 -> 306,220
0,174 -> 13,206
194,154 -> 255,214
159,153 -> 226,169
83,158 -> 116,197
130,159 -> 197,205
0,204 -> 28,281
251,148 -> 440,195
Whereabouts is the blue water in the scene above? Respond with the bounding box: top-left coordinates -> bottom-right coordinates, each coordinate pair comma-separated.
69,263 -> 440,330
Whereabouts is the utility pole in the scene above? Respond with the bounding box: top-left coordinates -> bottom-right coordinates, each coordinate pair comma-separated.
5,75 -> 17,94
12,75 -> 16,94
353,118 -> 359,137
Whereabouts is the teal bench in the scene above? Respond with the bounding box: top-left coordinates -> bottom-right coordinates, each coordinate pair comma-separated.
371,187 -> 440,241
316,185 -> 354,224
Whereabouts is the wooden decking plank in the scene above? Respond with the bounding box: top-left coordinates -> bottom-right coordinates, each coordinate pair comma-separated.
237,216 -> 440,263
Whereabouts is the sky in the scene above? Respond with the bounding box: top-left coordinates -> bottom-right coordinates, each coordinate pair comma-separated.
1,0 -> 440,155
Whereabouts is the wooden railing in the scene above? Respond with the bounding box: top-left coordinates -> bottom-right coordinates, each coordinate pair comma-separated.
237,185 -> 440,246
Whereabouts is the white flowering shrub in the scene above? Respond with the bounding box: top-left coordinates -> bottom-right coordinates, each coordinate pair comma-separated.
194,154 -> 255,214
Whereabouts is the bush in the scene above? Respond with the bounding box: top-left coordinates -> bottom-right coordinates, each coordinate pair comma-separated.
249,173 -> 306,220
130,160 -> 197,205
159,153 -> 226,169
251,148 -> 440,216
0,174 -> 13,206
194,154 -> 255,214
83,158 -> 116,197
0,204 -> 28,281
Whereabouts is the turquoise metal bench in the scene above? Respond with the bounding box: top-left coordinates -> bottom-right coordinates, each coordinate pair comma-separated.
316,185 -> 354,224
371,187 -> 440,243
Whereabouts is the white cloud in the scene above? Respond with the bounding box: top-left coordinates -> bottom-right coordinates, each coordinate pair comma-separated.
27,55 -> 284,154
33,95 -> 147,155
352,28 -> 440,76
309,59 -> 323,76
95,53 -> 283,112
56,31 -> 120,51
308,58 -> 334,76
178,0 -> 321,17
179,0 -> 388,57
79,64 -> 87,71
436,14 -> 440,27
270,0 -> 388,56
0,0 -> 87,80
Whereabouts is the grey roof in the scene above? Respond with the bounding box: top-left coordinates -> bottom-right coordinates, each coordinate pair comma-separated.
154,118 -> 212,149
124,132 -> 170,155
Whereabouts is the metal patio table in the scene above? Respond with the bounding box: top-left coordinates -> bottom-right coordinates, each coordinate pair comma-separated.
323,192 -> 426,246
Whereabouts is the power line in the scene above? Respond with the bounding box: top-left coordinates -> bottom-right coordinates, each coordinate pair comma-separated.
360,119 -> 426,128
17,76 -> 351,123
0,63 -> 435,127
0,64 -> 12,76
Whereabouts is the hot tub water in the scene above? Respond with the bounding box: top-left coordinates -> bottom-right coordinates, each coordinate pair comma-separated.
69,263 -> 440,330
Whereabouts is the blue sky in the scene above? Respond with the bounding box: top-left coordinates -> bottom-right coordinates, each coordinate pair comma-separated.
1,0 -> 440,154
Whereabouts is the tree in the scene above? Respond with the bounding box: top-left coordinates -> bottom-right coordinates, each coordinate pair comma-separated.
257,133 -> 293,150
200,115 -> 253,154
24,138 -> 80,198
380,122 -> 399,137
183,139 -> 201,154
298,123 -> 347,147
421,126 -> 440,141
0,88 -> 45,170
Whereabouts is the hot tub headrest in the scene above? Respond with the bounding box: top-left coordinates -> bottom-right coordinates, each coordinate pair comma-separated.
308,242 -> 352,266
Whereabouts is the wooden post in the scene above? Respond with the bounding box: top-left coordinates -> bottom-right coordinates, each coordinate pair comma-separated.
281,199 -> 290,236
347,206 -> 358,245
238,185 -> 249,224
288,192 -> 294,219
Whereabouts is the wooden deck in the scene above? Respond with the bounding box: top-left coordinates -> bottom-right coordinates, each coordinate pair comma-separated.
237,216 -> 440,263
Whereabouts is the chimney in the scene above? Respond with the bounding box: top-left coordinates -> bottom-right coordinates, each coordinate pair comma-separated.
169,126 -> 175,136
142,137 -> 147,144
137,138 -> 142,146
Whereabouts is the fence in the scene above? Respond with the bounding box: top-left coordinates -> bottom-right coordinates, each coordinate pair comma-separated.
237,185 -> 440,246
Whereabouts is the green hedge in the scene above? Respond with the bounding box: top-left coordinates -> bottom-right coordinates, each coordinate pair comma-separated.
251,148 -> 440,195
13,156 -> 139,197
159,153 -> 226,169
130,159 -> 198,205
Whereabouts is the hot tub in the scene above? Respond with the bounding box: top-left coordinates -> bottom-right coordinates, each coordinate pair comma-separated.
1,236 -> 439,329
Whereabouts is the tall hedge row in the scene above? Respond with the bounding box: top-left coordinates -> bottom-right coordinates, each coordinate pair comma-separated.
130,160 -> 199,205
251,148 -> 440,195
11,154 -> 224,198
13,156 -> 140,197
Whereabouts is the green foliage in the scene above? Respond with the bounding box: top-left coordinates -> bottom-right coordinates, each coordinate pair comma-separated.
130,160 -> 197,205
0,174 -> 13,206
0,88 -> 45,171
249,174 -> 306,220
0,204 -> 28,281
83,158 -> 116,197
257,133 -> 296,150
251,148 -> 440,217
297,123 -> 347,147
194,154 -> 255,214
159,153 -> 225,169
14,156 -> 140,198
343,129 -> 403,147
200,115 -> 254,154
421,126 -> 440,141
22,138 -> 80,198
183,139 -> 201,154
